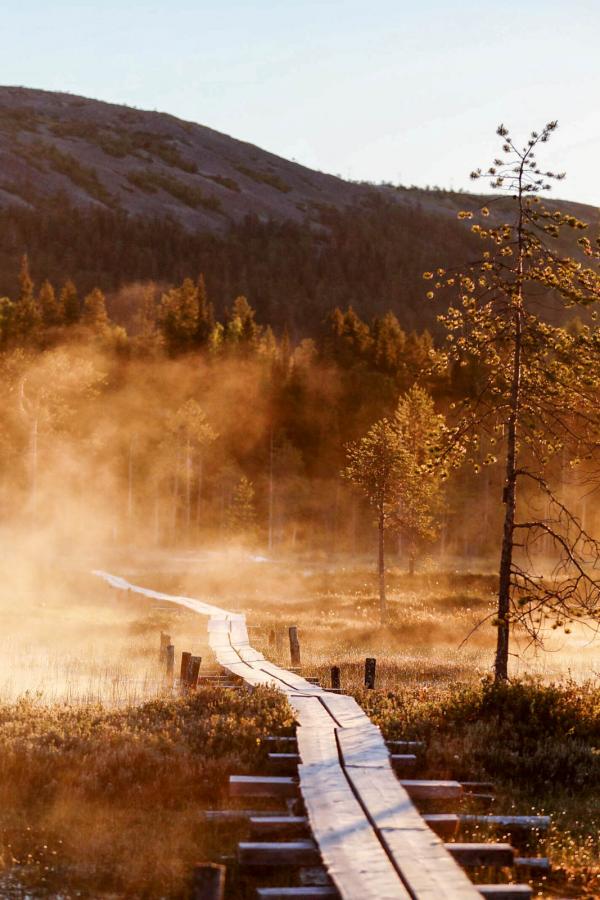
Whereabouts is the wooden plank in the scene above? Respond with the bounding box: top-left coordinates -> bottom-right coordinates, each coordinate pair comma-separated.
444,843 -> 515,867
249,815 -> 310,838
459,815 -> 550,831
343,764 -> 481,899
229,775 -> 298,799
423,814 -> 460,838
390,754 -> 417,769
515,857 -> 550,871
238,840 -> 321,867
296,761 -> 413,900
477,888 -> 532,900
460,782 -> 495,793
387,740 -> 425,751
399,780 -> 464,800
256,890 -> 338,899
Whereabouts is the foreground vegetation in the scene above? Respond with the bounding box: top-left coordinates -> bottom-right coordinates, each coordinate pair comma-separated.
0,686 -> 292,897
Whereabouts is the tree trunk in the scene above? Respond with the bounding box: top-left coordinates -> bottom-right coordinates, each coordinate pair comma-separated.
30,415 -> 39,514
268,428 -> 274,551
378,511 -> 387,625
185,440 -> 192,536
408,549 -> 415,577
127,436 -> 134,522
495,165 -> 525,683
196,457 -> 203,526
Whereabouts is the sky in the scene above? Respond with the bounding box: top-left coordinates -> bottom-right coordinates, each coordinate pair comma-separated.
4,0 -> 600,206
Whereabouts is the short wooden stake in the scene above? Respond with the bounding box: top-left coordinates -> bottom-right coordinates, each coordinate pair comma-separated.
189,655 -> 201,688
269,628 -> 276,647
166,645 -> 175,682
191,862 -> 225,900
159,631 -> 171,663
364,657 -> 376,689
331,666 -> 341,691
180,651 -> 191,689
289,626 -> 301,667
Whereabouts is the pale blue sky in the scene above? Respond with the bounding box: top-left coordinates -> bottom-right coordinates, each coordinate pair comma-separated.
4,0 -> 600,205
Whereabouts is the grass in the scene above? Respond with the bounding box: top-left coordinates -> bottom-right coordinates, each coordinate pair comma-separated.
0,686 -> 292,897
0,557 -> 597,896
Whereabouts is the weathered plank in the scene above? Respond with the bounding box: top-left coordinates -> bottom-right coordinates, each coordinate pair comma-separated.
256,890 -> 338,900
460,815 -> 550,831
423,814 -> 460,838
229,775 -> 298,799
477,888 -> 532,900
249,816 -> 310,838
444,843 -> 515,867
343,763 -> 479,899
238,840 -> 321,868
399,779 -> 464,800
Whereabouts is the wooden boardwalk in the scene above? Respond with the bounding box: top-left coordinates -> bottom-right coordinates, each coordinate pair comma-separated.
94,572 -> 493,899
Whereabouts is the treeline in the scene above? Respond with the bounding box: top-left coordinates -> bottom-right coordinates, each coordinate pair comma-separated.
0,253 -> 521,564
0,195 -> 480,335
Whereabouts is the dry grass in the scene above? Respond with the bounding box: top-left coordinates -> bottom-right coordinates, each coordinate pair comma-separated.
0,556 -> 597,897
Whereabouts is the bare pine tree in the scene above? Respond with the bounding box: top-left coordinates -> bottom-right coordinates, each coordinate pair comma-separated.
427,122 -> 600,680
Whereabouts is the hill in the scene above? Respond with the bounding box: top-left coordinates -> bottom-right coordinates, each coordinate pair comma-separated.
0,86 -> 598,333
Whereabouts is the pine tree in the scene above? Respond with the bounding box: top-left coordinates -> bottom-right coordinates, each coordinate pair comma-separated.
166,399 -> 217,534
225,296 -> 260,350
428,122 -> 600,680
18,254 -> 34,303
343,418 -> 400,622
82,288 -> 111,334
196,273 -> 214,346
60,280 -> 80,325
226,476 -> 257,537
38,279 -> 63,328
160,278 -> 199,354
14,254 -> 41,340
392,385 -> 447,574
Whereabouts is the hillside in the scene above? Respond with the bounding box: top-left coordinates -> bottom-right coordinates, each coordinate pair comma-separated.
0,86 -> 598,333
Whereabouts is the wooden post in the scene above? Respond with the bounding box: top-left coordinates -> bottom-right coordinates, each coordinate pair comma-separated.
269,628 -> 276,647
159,631 -> 171,663
331,666 -> 341,691
180,651 -> 191,688
288,626 -> 301,667
189,655 -> 201,689
191,862 -> 225,900
364,657 -> 376,689
166,645 -> 175,683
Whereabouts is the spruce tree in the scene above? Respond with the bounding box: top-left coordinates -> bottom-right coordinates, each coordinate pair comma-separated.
38,279 -> 63,328
60,280 -> 80,325
82,288 -> 111,334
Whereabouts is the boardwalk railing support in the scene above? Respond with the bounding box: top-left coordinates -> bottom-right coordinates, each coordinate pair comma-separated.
159,631 -> 171,663
364,657 -> 376,689
189,655 -> 202,689
191,862 -> 225,900
330,666 -> 341,691
289,627 -> 301,667
166,644 -> 175,683
180,651 -> 191,687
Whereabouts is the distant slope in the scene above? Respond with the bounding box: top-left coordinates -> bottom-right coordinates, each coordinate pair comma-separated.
0,85 -> 378,229
0,87 -> 598,333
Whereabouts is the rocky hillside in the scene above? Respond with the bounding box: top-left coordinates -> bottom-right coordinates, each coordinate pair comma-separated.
0,86 -> 387,230
0,87 -> 598,333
